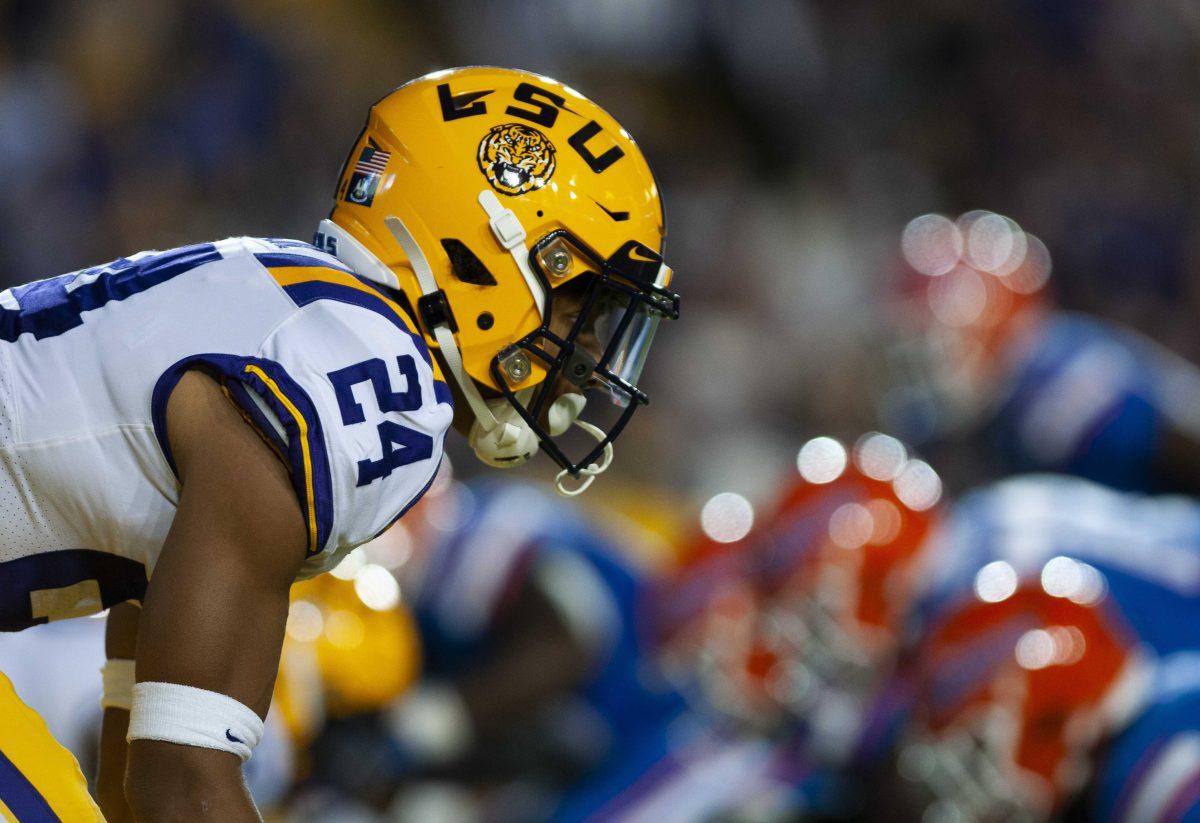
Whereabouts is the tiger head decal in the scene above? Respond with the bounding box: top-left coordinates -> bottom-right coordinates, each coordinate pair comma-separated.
477,123 -> 557,196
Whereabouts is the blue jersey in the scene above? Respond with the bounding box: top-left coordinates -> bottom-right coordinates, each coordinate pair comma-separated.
921,476 -> 1200,822
410,479 -> 678,754
551,719 -> 846,823
1091,652 -> 1200,822
920,474 -> 1200,655
987,312 -> 1200,492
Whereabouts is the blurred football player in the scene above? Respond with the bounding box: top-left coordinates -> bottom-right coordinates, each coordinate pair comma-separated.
567,433 -> 943,821
293,476 -> 679,821
348,479 -> 686,820
883,211 -> 1200,494
882,474 -> 1200,822
0,67 -> 677,820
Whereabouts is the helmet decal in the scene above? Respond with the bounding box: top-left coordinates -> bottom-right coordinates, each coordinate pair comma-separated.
477,123 -> 556,196
343,142 -> 392,207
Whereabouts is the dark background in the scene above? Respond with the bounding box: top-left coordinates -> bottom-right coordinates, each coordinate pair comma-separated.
3,0 -> 1197,505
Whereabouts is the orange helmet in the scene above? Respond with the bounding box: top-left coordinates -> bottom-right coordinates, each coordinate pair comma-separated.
655,433 -> 943,745
898,571 -> 1148,821
883,211 -> 1053,437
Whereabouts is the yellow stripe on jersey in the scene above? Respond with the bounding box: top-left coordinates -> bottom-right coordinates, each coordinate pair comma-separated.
244,364 -> 319,553
268,265 -> 418,332
0,672 -> 103,821
266,265 -> 447,383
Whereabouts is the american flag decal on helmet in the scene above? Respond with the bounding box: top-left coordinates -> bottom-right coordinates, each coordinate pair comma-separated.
344,144 -> 391,207
354,146 -> 391,176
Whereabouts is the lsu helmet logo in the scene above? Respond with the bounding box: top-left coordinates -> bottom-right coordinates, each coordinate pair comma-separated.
477,123 -> 556,196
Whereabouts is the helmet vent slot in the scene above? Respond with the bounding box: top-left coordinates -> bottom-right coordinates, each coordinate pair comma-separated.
441,238 -> 498,286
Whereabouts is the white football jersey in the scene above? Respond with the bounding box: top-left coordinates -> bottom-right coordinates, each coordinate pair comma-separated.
0,237 -> 453,630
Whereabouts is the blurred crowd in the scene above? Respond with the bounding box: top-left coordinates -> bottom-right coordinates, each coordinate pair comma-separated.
5,0 -> 1200,821
4,0 -> 1200,500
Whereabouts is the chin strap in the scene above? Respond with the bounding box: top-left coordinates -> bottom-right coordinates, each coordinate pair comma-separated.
323,216 -> 507,440
477,189 -> 546,316
382,215 -> 504,432
384,214 -> 556,470
330,214 -> 609,493
554,419 -> 614,497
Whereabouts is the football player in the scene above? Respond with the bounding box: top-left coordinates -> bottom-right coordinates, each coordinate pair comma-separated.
882,473 -> 1200,822
884,211 -> 1200,494
301,475 -> 682,820
0,66 -> 677,821
570,433 -> 943,821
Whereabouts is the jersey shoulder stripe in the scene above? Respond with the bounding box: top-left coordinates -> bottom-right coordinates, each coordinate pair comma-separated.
253,252 -> 355,275
0,737 -> 59,821
240,236 -> 351,270
262,263 -> 452,403
152,353 -> 334,556
243,361 -> 328,554
0,242 -> 222,342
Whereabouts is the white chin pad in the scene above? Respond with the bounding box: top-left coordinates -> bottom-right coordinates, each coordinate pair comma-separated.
469,391 -> 539,468
548,393 -> 586,437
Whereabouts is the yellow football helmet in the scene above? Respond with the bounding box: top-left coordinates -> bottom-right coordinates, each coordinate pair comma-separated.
316,67 -> 678,494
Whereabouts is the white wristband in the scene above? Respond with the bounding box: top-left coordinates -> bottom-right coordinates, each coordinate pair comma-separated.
100,659 -> 136,711
128,682 -> 264,762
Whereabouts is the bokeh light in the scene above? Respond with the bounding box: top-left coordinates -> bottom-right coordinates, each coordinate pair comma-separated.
1000,232 -> 1053,295
324,610 -> 365,650
865,498 -> 903,545
798,436 -> 848,484
854,432 -> 908,481
1041,556 -> 1106,605
974,560 -> 1018,603
964,211 -> 1023,274
1015,625 -> 1086,670
893,459 -> 942,511
829,502 -> 874,549
353,564 -> 402,612
700,492 -> 755,543
1015,628 -> 1057,670
285,599 -> 323,643
902,213 -> 962,277
330,547 -> 366,581
928,265 -> 988,328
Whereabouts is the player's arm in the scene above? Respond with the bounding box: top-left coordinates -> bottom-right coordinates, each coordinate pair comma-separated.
123,369 -> 308,822
389,570 -> 595,768
96,601 -> 141,822
457,577 -> 593,731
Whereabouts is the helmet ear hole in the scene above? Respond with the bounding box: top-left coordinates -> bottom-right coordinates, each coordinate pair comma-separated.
440,239 -> 498,286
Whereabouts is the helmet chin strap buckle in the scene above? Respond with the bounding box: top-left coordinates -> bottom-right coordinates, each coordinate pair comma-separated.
469,389 -> 539,467
477,190 -> 546,318
554,419 -> 614,497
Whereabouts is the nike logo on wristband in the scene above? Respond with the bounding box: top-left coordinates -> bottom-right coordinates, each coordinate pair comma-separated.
225,729 -> 244,744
